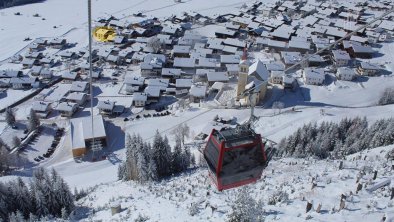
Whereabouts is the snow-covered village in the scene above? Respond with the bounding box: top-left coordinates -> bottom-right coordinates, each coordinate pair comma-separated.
0,0 -> 394,221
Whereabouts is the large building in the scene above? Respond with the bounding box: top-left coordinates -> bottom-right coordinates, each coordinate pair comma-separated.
70,115 -> 107,157
236,46 -> 269,105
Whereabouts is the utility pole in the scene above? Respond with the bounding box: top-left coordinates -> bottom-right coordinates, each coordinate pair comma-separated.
88,0 -> 97,161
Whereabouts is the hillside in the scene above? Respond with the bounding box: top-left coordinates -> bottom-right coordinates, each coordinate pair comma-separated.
72,145 -> 394,221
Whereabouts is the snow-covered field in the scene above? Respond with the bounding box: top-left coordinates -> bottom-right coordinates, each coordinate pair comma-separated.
0,0 -> 253,61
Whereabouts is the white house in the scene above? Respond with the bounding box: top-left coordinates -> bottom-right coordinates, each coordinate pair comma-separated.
10,77 -> 39,89
282,74 -> 295,89
189,83 -> 207,103
31,65 -> 43,76
40,68 -> 53,79
97,100 -> 115,115
133,92 -> 148,107
70,81 -> 89,93
32,101 -> 52,118
303,68 -> 325,85
124,76 -> 145,94
65,92 -> 88,105
270,71 -> 285,84
332,50 -> 351,67
336,67 -> 356,80
57,102 -> 78,117
357,62 -> 381,76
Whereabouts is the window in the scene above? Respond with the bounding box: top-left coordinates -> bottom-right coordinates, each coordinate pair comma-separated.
204,139 -> 220,173
220,144 -> 265,186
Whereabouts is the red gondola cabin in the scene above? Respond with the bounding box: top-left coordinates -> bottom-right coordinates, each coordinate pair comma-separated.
203,127 -> 267,191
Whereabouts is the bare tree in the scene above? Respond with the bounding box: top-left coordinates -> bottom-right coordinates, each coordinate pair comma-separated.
272,101 -> 285,114
147,37 -> 163,53
172,123 -> 190,145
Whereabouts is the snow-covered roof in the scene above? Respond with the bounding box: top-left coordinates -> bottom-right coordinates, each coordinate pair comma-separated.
10,77 -> 38,84
337,67 -> 356,76
220,55 -> 240,64
144,86 -> 161,97
207,72 -> 229,82
0,70 -> 23,78
66,92 -> 87,101
222,45 -> 238,54
175,79 -> 193,88
172,45 -> 191,54
21,58 -> 36,65
31,65 -> 43,74
359,62 -> 381,70
281,51 -> 302,65
70,115 -> 106,150
270,25 -> 294,40
215,29 -> 237,36
332,50 -> 351,61
146,78 -> 169,90
248,60 -> 269,81
325,27 -> 347,38
40,68 -> 53,76
265,62 -> 285,71
32,101 -> 50,112
57,102 -> 78,112
62,71 -> 78,80
70,81 -> 89,92
223,38 -> 245,48
303,68 -> 325,80
377,20 -> 394,31
133,92 -> 148,102
173,57 -> 195,68
189,84 -> 207,97
161,68 -> 182,77
97,100 -> 115,111
288,39 -> 311,50
351,44 -> 374,54
226,64 -> 239,72
283,74 -> 295,84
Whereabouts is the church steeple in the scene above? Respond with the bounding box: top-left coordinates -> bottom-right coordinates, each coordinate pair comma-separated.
241,43 -> 248,61
237,42 -> 249,98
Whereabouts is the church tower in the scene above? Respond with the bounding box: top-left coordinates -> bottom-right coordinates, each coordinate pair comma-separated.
237,43 -> 249,98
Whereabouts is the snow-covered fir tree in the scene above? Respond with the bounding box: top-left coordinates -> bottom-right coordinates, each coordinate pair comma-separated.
5,108 -> 16,127
227,187 -> 265,222
28,109 -> 40,132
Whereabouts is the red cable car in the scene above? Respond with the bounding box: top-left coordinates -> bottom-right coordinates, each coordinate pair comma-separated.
203,126 -> 268,191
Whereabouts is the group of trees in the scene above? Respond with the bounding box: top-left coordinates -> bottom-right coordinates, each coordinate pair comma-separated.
278,117 -> 394,159
118,129 -> 193,183
378,88 -> 394,106
0,138 -> 22,174
0,168 -> 74,221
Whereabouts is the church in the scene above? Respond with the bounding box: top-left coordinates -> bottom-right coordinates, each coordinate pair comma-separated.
236,45 -> 269,106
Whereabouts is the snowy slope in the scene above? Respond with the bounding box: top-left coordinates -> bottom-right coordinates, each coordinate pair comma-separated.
73,145 -> 394,222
